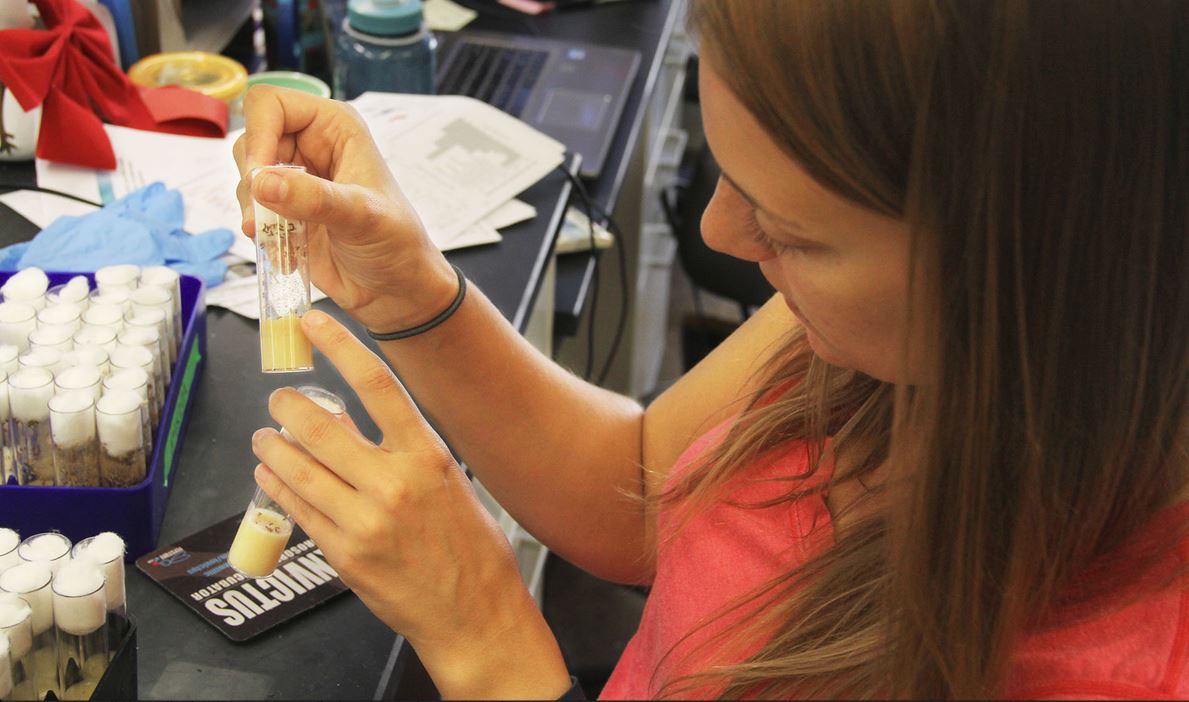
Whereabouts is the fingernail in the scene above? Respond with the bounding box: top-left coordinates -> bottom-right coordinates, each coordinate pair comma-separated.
257,172 -> 287,202
305,310 -> 328,328
252,428 -> 270,445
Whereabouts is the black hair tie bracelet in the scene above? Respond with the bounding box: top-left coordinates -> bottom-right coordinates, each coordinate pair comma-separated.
365,264 -> 467,341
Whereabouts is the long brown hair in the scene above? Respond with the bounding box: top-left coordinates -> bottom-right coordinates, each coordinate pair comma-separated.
659,1 -> 1189,698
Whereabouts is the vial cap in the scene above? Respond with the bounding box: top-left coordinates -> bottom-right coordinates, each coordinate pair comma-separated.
348,0 -> 422,37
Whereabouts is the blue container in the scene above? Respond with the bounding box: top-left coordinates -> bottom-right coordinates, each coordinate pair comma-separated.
0,272 -> 207,560
333,0 -> 436,100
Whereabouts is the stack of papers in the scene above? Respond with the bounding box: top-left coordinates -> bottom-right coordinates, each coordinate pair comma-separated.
9,93 -> 567,318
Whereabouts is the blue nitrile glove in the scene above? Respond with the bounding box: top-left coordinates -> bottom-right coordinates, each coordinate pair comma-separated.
0,182 -> 235,287
168,260 -> 228,288
16,207 -> 164,270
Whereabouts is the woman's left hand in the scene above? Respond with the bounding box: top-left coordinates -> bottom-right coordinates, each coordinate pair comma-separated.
250,309 -> 571,699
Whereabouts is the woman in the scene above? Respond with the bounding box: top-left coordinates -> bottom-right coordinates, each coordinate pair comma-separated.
233,1 -> 1187,698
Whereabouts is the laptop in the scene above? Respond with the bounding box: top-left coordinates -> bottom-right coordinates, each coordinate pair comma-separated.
434,30 -> 642,178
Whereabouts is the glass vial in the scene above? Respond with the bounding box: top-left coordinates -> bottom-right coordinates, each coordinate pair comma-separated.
36,303 -> 83,338
0,370 -> 11,486
45,278 -> 91,311
101,369 -> 153,457
0,594 -> 37,701
138,266 -> 182,355
123,309 -> 170,381
95,391 -> 147,488
0,270 -> 48,313
253,164 -> 314,374
228,386 -> 346,577
128,287 -> 177,364
51,561 -> 107,701
16,533 -> 71,575
79,304 -> 124,336
116,326 -> 168,397
49,393 -> 101,488
53,367 -> 102,404
0,530 -> 18,575
93,265 -> 139,296
9,368 -> 55,486
0,562 -> 60,699
0,303 -> 36,353
109,347 -> 159,431
70,533 -> 127,620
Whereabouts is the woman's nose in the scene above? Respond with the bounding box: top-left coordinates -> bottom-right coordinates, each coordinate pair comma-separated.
700,179 -> 775,263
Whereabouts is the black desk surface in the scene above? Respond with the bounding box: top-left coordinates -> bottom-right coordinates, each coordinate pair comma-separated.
0,0 -> 678,697
405,0 -> 685,331
0,153 -> 572,698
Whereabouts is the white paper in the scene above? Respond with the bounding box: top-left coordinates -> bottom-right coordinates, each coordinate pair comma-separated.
36,126 -> 251,257
0,190 -> 99,229
484,199 -> 537,230
424,0 -> 478,31
353,93 -> 564,244
32,94 -> 558,316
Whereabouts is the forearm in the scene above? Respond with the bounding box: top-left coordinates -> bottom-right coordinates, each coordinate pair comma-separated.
376,282 -> 652,583
414,584 -> 573,700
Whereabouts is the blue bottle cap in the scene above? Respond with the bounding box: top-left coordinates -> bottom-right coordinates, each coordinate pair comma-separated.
347,0 -> 423,37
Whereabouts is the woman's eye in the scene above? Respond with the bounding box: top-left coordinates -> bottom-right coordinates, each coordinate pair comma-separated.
745,209 -> 815,254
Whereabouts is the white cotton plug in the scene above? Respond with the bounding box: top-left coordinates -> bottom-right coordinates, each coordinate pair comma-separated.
51,561 -> 106,635
9,367 -> 53,423
0,302 -> 35,324
96,391 -> 143,456
94,265 -> 140,292
81,304 -> 124,328
4,268 -> 49,297
49,392 -> 96,447
0,344 -> 18,374
0,592 -> 33,659
18,534 -> 70,564
0,562 -> 53,635
0,529 -> 19,572
73,532 -> 126,612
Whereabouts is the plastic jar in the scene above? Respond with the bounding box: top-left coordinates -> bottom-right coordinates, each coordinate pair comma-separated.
334,0 -> 436,100
246,71 -> 332,99
128,52 -> 249,129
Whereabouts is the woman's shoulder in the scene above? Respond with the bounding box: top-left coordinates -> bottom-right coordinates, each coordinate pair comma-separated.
1006,503 -> 1189,700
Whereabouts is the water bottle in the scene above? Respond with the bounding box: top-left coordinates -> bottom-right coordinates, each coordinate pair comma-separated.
334,0 -> 436,100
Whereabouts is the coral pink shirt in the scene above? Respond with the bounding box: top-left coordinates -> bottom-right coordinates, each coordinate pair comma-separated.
600,422 -> 1189,699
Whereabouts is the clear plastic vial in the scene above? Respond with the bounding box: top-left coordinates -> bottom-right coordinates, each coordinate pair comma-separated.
101,369 -> 153,457
333,0 -> 436,100
227,386 -> 346,578
253,164 -> 314,374
94,391 -> 147,488
49,393 -> 102,488
0,594 -> 37,701
51,560 -> 108,700
0,561 -> 60,699
9,368 -> 56,486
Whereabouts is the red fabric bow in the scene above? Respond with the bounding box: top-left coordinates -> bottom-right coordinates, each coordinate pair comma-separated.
0,0 -> 228,170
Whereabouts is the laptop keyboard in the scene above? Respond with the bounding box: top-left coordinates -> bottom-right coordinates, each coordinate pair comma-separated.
437,41 -> 550,117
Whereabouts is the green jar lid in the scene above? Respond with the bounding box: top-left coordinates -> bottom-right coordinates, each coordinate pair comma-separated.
348,0 -> 422,37
246,71 -> 332,98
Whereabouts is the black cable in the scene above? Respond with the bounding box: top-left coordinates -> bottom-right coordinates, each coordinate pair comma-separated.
596,212 -> 629,386
554,164 -> 631,387
556,164 -> 599,380
0,184 -> 102,209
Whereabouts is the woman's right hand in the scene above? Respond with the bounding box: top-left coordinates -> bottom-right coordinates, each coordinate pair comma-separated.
232,85 -> 457,334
